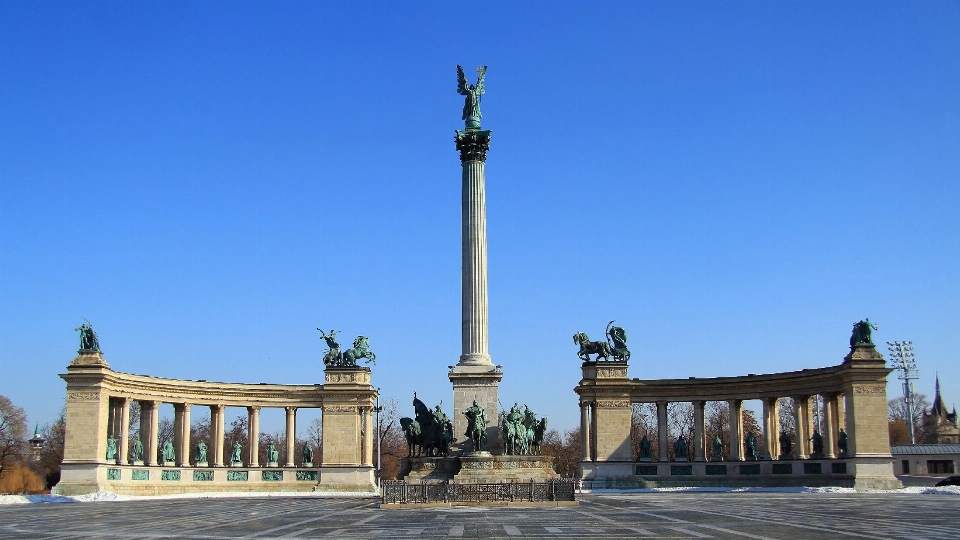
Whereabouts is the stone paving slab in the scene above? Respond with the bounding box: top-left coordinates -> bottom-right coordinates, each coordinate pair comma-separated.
1,492 -> 957,539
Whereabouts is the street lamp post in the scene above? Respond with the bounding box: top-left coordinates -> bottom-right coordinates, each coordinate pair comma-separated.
887,341 -> 919,445
374,388 -> 382,488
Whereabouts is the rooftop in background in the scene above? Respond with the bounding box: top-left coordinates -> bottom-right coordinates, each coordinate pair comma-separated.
890,444 -> 960,456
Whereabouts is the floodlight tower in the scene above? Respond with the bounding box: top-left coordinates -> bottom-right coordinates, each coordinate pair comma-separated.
887,341 -> 919,444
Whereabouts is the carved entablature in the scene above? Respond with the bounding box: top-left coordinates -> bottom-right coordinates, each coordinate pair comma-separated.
595,399 -> 630,409
324,370 -> 371,385
321,405 -> 357,413
852,385 -> 886,396
67,391 -> 101,402
455,129 -> 492,162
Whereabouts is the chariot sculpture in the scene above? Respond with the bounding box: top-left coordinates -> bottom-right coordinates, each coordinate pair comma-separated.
318,328 -> 376,367
574,320 -> 630,362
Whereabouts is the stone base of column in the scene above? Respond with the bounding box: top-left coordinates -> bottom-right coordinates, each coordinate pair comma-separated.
52,463 -> 104,496
316,465 -> 376,493
850,456 -> 902,490
449,365 -> 503,454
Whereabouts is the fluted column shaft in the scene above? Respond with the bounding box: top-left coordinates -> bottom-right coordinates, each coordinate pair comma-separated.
180,404 -> 191,466
285,407 -> 296,467
460,158 -> 491,365
118,398 -> 129,465
693,401 -> 706,462
656,401 -> 668,462
213,405 -> 225,467
147,401 -> 160,466
248,406 -> 260,466
728,399 -> 743,461
580,402 -> 591,461
794,396 -> 809,459
363,407 -> 374,466
824,393 -> 838,458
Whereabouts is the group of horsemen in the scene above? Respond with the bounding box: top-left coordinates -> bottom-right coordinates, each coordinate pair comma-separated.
401,395 -> 547,457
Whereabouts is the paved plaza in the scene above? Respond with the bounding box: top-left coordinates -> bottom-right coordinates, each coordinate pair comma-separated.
1,492 -> 957,539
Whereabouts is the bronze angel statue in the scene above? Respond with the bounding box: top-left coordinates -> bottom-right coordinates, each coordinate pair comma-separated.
457,65 -> 486,129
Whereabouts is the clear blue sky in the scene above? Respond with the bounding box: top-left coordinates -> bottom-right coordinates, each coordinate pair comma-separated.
2,2 -> 958,435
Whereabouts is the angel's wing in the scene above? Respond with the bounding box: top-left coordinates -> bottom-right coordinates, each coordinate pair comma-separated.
457,65 -> 468,95
476,65 -> 487,95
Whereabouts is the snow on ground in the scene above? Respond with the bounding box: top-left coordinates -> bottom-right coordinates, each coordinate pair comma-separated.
2,485 -> 957,505
581,485 -> 960,496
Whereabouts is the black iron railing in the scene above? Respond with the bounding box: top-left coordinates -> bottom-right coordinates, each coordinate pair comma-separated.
381,479 -> 576,504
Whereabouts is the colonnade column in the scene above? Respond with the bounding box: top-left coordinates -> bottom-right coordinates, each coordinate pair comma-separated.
656,401 -> 668,462
173,404 -> 182,464
247,406 -> 260,467
147,401 -> 160,466
213,405 -> 225,467
580,402 -> 591,461
363,407 -> 374,466
180,404 -> 191,466
118,398 -> 130,465
284,407 -> 297,467
794,396 -> 808,459
589,402 -> 598,461
763,397 -> 779,459
823,393 -> 838,458
693,401 -> 706,462
728,399 -> 743,461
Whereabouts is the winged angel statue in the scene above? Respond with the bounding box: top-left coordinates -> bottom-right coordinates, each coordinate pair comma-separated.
457,65 -> 486,129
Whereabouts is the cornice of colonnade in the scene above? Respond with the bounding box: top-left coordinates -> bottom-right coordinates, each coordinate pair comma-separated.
60,353 -> 377,408
575,347 -> 892,403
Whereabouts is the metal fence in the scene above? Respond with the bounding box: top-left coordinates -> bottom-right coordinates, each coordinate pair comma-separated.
381,479 -> 576,504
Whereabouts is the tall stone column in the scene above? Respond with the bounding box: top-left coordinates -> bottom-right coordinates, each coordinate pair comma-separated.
794,396 -> 809,459
147,401 -> 160,466
180,404 -> 191,466
285,407 -> 296,467
118,398 -> 129,465
590,402 -> 598,461
656,401 -> 668,462
213,405 -> 225,467
728,399 -> 743,461
763,397 -> 779,458
823,393 -> 837,458
247,406 -> 260,467
580,402 -> 591,461
449,126 -> 502,452
693,401 -> 706,462
363,407 -> 374,466
173,404 -> 184,465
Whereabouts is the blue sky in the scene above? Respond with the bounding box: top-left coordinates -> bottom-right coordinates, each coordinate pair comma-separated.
1,1 -> 958,435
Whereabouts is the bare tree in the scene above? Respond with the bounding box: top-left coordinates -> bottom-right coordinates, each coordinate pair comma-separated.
0,395 -> 27,481
888,393 -> 931,444
540,428 -> 581,478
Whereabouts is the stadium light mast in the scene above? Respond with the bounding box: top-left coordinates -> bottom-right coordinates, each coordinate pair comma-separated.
887,341 -> 919,445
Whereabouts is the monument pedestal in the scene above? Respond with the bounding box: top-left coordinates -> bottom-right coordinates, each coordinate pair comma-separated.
457,454 -> 559,483
449,365 -> 502,453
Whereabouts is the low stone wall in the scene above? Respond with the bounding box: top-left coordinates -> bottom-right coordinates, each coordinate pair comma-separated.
580,457 -> 901,490
56,463 -> 356,496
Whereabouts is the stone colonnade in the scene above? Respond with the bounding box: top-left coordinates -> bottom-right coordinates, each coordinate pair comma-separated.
55,351 -> 377,495
576,343 -> 901,490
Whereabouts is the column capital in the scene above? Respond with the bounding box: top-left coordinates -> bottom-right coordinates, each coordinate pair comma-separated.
455,129 -> 492,162
247,405 -> 261,413
285,406 -> 297,414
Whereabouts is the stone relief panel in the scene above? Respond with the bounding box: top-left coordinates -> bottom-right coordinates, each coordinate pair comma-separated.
67,391 -> 101,402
